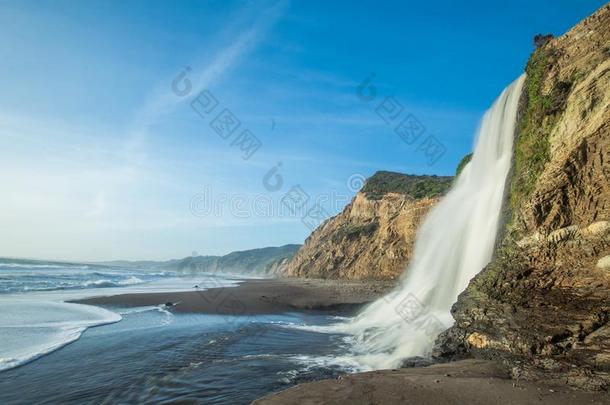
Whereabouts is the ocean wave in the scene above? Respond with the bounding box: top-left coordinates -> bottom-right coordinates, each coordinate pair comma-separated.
0,263 -> 90,270
83,279 -> 116,288
117,305 -> 174,317
116,305 -> 174,327
271,353 -> 365,384
119,276 -> 143,285
1,263 -> 63,269
1,275 -> 147,294
83,276 -> 143,289
0,302 -> 122,372
286,354 -> 366,374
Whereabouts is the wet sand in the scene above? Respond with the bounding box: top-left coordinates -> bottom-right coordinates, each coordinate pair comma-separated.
253,360 -> 610,405
76,278 -> 395,316
77,279 -> 610,404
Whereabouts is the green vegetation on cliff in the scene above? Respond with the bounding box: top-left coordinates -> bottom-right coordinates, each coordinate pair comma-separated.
509,44 -> 572,233
510,46 -> 553,215
457,40 -> 577,295
455,153 -> 473,177
362,171 -> 453,200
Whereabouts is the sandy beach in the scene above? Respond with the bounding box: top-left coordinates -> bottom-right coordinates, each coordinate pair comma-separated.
76,278 -> 396,316
77,279 -> 610,405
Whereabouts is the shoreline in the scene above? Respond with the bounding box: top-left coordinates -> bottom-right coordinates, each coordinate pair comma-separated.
254,359 -> 610,405
75,278 -> 610,404
75,278 -> 395,316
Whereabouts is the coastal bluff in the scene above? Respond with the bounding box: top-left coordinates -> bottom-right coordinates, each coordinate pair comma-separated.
254,4 -> 610,403
282,171 -> 453,280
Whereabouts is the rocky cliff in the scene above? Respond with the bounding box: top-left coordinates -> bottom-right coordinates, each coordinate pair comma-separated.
435,3 -> 610,390
283,172 -> 452,280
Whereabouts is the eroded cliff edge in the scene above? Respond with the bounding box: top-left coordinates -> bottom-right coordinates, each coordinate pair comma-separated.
283,171 -> 452,280
435,3 -> 610,390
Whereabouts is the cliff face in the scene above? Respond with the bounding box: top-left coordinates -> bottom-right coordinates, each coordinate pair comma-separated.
283,172 -> 452,280
436,4 -> 610,390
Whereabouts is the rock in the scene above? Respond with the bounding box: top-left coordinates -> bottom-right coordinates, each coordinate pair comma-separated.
582,221 -> 610,237
517,232 -> 541,247
547,226 -> 579,243
466,332 -> 491,349
597,255 -> 610,269
399,356 -> 435,368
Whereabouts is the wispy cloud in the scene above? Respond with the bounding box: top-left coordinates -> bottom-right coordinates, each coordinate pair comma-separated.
111,1 -> 289,220
0,2 -> 292,261
129,1 -> 288,136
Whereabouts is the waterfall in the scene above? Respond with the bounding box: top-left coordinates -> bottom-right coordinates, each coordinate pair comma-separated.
339,74 -> 526,369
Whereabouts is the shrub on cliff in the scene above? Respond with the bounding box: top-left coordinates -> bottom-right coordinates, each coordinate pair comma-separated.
533,33 -> 554,48
455,153 -> 473,177
362,171 -> 453,200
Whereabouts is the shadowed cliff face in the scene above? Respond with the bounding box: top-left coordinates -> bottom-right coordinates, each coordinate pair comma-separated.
283,172 -> 452,281
436,3 -> 610,391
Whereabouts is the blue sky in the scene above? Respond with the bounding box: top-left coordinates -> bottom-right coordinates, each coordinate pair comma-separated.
0,0 -> 606,261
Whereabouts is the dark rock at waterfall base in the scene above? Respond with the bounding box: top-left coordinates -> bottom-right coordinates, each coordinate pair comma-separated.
399,356 -> 437,369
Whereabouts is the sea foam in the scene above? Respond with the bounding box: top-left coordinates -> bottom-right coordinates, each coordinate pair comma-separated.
0,301 -> 121,371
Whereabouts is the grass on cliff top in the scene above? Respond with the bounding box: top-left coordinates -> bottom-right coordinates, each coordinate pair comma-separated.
362,171 -> 453,200
510,47 -> 551,213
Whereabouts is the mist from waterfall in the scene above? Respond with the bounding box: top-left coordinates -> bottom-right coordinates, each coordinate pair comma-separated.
338,74 -> 526,369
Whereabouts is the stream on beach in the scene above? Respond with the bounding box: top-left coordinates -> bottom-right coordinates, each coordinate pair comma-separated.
0,260 -> 360,404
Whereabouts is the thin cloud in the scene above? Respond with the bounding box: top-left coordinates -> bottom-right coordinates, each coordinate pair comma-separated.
129,1 -> 289,137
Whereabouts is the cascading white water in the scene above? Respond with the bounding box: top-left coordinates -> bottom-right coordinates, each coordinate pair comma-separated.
338,74 -> 526,370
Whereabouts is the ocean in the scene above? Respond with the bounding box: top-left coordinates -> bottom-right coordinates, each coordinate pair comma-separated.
0,259 -> 358,404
